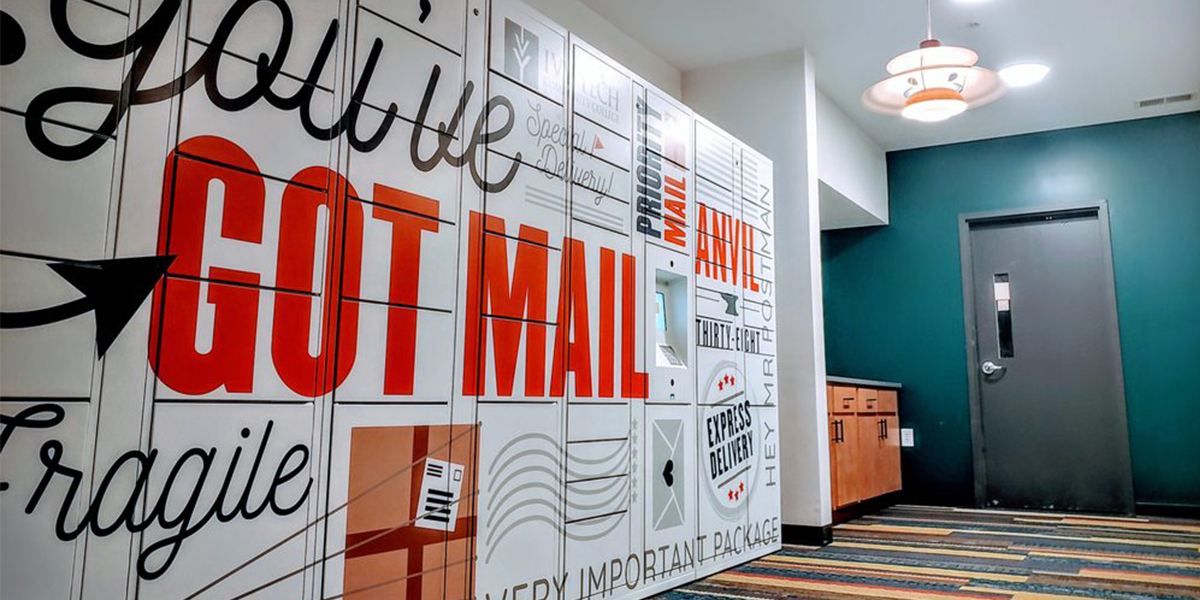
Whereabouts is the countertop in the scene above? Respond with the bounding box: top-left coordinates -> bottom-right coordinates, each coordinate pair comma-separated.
826,376 -> 903,390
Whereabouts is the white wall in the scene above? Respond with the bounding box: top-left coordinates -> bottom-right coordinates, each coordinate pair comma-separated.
682,50 -> 831,529
521,0 -> 682,97
817,90 -> 889,229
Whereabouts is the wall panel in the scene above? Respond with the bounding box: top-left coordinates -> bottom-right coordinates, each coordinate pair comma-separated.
0,1 -> 779,598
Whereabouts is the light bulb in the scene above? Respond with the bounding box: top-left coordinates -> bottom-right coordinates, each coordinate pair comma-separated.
902,98 -> 969,122
999,63 -> 1050,87
901,88 -> 970,122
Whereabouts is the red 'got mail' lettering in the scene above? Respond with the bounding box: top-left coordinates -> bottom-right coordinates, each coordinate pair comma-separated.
460,213 -> 647,400
148,136 -> 647,400
150,137 -> 434,397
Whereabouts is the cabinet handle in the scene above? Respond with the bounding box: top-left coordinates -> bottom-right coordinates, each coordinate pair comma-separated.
835,420 -> 844,443
881,419 -> 889,440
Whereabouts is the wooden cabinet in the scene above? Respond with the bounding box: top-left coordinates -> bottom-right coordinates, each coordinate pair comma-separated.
828,382 -> 902,509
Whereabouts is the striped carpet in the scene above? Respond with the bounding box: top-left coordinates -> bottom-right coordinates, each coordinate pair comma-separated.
664,505 -> 1200,599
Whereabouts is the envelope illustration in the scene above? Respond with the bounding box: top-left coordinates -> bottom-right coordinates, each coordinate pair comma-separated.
652,419 -> 686,530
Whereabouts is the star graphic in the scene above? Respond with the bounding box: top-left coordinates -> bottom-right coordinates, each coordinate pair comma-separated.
727,489 -> 734,500
718,381 -> 724,391
739,482 -> 744,492
730,375 -> 737,385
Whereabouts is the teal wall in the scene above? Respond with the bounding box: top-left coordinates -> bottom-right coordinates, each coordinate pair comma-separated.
822,111 -> 1200,509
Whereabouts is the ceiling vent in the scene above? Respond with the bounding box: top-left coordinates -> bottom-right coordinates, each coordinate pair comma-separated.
1138,93 -> 1194,108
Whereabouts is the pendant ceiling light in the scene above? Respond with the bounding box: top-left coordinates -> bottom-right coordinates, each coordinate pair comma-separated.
862,0 -> 1005,123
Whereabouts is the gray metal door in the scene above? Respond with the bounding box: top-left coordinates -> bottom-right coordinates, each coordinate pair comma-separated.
962,205 -> 1134,514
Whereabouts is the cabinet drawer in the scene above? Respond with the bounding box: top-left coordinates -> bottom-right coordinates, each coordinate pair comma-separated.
831,386 -> 857,414
878,389 -> 898,414
856,387 -> 879,413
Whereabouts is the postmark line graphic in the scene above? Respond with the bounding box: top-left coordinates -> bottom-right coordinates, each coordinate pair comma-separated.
482,431 -> 630,560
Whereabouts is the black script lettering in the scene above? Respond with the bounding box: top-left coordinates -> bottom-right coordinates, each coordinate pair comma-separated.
0,403 -> 65,492
410,65 -> 520,192
0,404 -> 311,580
22,0 -> 519,191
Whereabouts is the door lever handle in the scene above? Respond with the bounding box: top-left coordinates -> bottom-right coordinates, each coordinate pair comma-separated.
981,361 -> 1005,376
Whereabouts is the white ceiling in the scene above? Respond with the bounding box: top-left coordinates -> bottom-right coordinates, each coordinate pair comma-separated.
578,0 -> 1200,151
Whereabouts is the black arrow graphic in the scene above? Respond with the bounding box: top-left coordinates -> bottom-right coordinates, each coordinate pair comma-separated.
0,255 -> 175,357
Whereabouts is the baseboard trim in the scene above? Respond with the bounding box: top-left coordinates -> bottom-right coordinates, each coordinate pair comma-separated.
1136,502 -> 1200,519
832,490 -> 904,524
781,523 -> 833,546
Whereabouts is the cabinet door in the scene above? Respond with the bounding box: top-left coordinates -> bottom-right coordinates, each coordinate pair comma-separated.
856,414 -> 888,500
827,386 -> 840,507
834,416 -> 860,506
881,414 -> 902,493
828,414 -> 840,507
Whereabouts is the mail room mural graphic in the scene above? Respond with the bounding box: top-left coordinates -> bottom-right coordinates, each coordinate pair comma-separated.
0,0 -> 781,599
